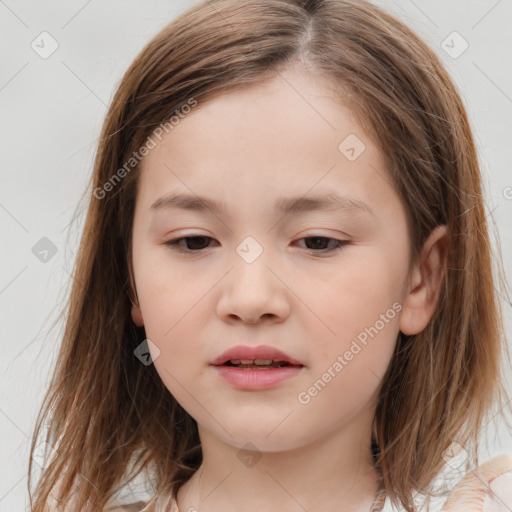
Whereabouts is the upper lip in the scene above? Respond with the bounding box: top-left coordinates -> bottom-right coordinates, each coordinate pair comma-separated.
210,345 -> 304,366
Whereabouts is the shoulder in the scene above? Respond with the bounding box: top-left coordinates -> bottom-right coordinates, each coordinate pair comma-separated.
108,501 -> 155,512
107,495 -> 178,512
381,454 -> 512,512
443,453 -> 512,511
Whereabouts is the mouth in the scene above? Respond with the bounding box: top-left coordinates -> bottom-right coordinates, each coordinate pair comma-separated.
220,359 -> 303,369
211,362 -> 304,390
209,345 -> 305,389
210,346 -> 305,390
210,344 -> 304,368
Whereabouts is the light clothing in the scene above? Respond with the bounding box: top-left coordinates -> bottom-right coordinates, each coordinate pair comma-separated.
381,454 -> 512,512
112,454 -> 512,512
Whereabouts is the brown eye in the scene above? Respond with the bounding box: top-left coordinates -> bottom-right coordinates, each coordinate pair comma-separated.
165,236 -> 217,252
296,236 -> 349,252
164,235 -> 349,255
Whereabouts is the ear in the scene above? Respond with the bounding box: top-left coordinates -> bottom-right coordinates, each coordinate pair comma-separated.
129,291 -> 144,327
399,225 -> 449,336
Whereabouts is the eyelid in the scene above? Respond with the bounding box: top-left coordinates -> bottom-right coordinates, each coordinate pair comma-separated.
163,233 -> 351,255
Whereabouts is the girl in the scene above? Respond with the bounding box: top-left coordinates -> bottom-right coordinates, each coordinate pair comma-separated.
28,0 -> 512,511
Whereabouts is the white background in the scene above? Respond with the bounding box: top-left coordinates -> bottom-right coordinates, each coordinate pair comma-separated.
1,0 -> 511,510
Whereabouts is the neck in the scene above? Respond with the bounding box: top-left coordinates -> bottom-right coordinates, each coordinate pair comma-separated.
176,408 -> 382,512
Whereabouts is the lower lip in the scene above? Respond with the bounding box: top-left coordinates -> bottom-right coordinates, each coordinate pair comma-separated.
211,365 -> 304,390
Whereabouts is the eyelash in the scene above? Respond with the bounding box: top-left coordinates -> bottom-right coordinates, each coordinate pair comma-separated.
164,235 -> 350,254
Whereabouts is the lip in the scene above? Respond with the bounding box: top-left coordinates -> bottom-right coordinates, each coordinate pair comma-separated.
212,365 -> 304,390
210,344 -> 305,391
210,344 -> 304,366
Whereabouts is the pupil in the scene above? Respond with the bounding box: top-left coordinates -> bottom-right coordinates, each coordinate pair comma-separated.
188,236 -> 209,250
306,237 -> 328,250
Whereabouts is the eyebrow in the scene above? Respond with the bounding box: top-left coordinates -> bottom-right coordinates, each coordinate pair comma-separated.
150,192 -> 375,217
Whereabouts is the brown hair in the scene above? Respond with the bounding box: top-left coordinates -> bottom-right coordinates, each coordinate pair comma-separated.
28,0 -> 510,510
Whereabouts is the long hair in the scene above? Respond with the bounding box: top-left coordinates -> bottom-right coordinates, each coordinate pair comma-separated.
28,1 -> 510,510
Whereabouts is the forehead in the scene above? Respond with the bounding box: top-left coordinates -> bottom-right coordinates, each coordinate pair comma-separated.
136,67 -> 395,217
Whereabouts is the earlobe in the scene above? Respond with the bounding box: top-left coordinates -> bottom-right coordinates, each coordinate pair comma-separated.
128,292 -> 144,327
399,225 -> 449,336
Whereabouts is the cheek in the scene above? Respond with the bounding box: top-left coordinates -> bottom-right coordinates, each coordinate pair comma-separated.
297,268 -> 400,421
139,278 -> 211,409
135,247 -> 210,331
133,253 -> 221,385
304,250 -> 403,334
298,248 -> 403,383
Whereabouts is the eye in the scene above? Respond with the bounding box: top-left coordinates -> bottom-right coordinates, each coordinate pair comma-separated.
164,235 -> 349,254
164,235 -> 217,253
294,236 -> 349,253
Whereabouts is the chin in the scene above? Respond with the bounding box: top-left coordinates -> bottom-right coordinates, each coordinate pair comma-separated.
206,422 -> 311,454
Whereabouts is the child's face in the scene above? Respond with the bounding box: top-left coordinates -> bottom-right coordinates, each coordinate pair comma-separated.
130,65 -> 414,452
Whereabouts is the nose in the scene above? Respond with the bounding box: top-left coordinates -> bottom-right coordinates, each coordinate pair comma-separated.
216,247 -> 291,325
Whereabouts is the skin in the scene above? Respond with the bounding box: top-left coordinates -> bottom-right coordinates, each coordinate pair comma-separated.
130,63 -> 448,512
